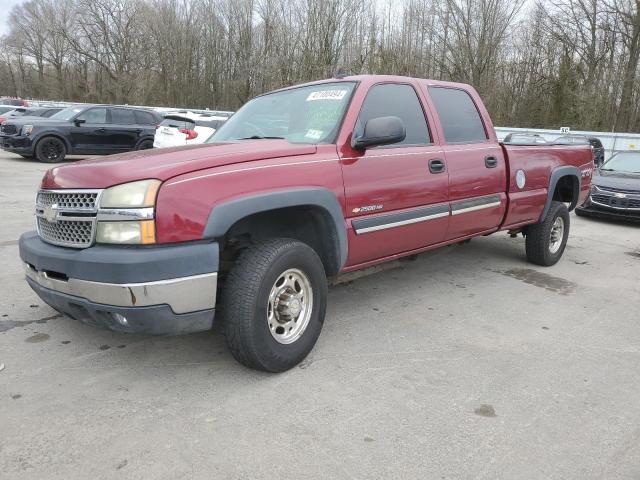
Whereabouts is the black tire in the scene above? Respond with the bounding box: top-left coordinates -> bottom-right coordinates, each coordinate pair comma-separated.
525,201 -> 570,266
221,238 -> 327,372
137,139 -> 154,150
35,136 -> 66,163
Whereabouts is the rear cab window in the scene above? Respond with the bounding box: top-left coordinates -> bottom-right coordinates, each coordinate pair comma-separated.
428,87 -> 488,144
355,83 -> 431,146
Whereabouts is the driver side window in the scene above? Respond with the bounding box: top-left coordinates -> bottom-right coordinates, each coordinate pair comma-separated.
355,84 -> 431,146
77,108 -> 107,124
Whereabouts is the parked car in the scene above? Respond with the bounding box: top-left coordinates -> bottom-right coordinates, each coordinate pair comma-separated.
555,135 -> 605,166
0,107 -> 64,125
0,97 -> 28,106
575,151 -> 640,222
153,112 -> 228,148
0,105 -> 17,119
0,105 -> 161,162
18,75 -> 593,372
502,132 -> 548,144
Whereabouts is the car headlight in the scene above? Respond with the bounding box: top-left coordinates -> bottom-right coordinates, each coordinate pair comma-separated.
96,220 -> 156,244
97,179 -> 161,245
100,179 -> 160,208
22,125 -> 33,136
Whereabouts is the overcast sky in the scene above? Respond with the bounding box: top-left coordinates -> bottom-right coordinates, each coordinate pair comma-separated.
0,0 -> 24,35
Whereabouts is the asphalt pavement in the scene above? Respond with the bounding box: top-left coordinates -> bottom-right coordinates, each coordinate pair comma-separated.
1,151 -> 639,479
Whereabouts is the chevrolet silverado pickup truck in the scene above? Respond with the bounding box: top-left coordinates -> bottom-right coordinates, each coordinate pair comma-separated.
19,75 -> 593,372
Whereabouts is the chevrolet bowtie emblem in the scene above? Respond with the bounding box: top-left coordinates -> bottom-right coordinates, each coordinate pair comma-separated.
615,192 -> 626,198
44,204 -> 59,223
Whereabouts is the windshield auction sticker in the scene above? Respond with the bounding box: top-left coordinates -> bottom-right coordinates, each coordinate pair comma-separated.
306,90 -> 348,101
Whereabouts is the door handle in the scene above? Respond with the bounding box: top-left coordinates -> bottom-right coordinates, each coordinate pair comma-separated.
485,155 -> 498,168
95,128 -> 106,133
135,129 -> 142,134
428,158 -> 446,174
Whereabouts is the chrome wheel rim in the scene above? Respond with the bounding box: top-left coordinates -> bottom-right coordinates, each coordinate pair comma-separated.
267,268 -> 313,344
549,216 -> 565,254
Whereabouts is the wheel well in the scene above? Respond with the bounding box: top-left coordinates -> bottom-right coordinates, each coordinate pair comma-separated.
552,175 -> 579,210
35,134 -> 70,152
219,206 -> 342,276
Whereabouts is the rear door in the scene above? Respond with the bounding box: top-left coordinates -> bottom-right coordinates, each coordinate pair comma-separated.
340,82 -> 449,266
426,86 -> 507,240
107,108 -> 141,150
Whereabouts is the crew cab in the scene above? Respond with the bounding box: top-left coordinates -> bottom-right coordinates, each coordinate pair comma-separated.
1,105 -> 161,162
18,75 -> 593,372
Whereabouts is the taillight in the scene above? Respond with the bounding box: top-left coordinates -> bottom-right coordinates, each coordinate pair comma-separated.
179,128 -> 198,140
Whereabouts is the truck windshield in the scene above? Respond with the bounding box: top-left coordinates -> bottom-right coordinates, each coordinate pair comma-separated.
209,82 -> 356,144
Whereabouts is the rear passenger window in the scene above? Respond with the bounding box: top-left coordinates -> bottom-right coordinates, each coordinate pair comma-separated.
429,87 -> 488,143
355,84 -> 431,146
111,108 -> 136,124
134,110 -> 157,125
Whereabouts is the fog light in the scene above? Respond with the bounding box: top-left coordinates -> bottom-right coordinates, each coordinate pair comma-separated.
113,313 -> 128,326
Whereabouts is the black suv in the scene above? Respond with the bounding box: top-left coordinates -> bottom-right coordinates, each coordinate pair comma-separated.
0,105 -> 161,162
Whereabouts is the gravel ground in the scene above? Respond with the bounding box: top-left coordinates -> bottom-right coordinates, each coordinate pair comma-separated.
1,151 -> 639,480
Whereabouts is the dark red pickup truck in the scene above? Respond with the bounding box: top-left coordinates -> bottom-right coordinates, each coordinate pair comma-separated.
19,75 -> 593,371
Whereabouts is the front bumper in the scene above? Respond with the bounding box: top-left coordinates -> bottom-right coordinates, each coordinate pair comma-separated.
1,134 -> 33,153
19,231 -> 219,334
576,203 -> 640,223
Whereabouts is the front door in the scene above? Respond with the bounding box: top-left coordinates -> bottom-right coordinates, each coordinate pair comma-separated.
340,83 -> 449,267
70,107 -> 111,153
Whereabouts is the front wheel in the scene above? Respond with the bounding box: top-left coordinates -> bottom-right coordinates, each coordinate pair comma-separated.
35,136 -> 67,163
525,201 -> 570,266
221,238 -> 327,372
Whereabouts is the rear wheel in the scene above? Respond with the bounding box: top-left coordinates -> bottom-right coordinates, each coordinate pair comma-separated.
35,137 -> 66,163
525,201 -> 570,266
221,238 -> 327,372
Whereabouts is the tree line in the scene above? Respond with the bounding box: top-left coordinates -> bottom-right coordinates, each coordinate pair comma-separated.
1,0 -> 640,132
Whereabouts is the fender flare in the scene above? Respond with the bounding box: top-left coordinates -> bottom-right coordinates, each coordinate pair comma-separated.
540,166 -> 581,221
202,188 -> 348,268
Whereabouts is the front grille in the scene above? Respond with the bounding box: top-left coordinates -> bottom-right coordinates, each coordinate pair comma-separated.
0,124 -> 17,135
37,191 -> 98,210
591,187 -> 640,211
35,189 -> 101,248
595,185 -> 638,195
37,217 -> 95,248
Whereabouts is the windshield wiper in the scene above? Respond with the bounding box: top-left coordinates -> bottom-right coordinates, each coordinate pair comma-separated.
238,135 -> 285,140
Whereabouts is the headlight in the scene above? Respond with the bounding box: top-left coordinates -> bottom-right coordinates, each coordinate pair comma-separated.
100,179 -> 160,208
22,125 -> 33,136
97,179 -> 160,245
96,220 -> 155,244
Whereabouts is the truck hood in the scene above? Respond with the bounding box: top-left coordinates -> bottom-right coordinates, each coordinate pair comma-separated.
42,140 -> 317,189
